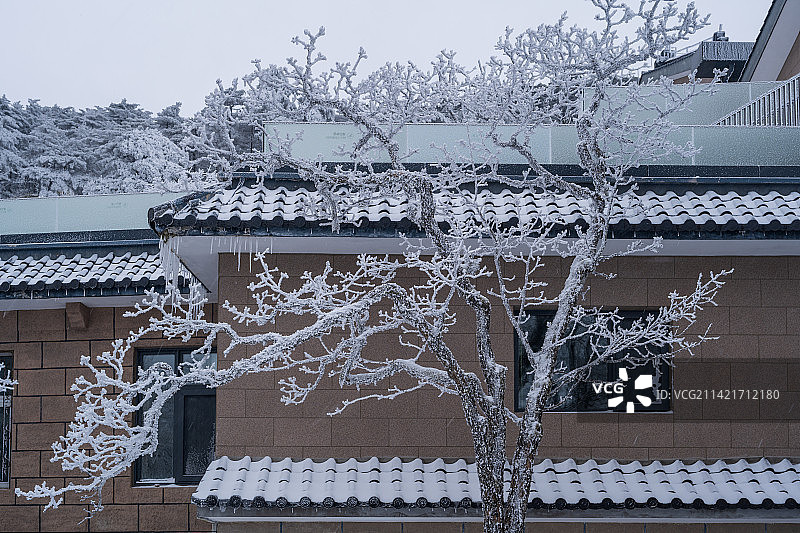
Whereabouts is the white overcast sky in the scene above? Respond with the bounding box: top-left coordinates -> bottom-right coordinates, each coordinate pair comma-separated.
0,0 -> 772,115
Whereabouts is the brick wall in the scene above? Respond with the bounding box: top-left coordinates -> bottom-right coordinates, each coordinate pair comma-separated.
2,254 -> 796,531
0,305 -> 216,533
217,253 -> 800,462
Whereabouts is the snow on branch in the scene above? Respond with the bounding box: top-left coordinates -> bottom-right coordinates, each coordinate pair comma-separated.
550,268 -> 732,393
0,363 -> 15,393
17,251 -> 484,512
19,2 -> 726,529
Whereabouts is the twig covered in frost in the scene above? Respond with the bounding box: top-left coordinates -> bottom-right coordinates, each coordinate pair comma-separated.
0,363 -> 15,392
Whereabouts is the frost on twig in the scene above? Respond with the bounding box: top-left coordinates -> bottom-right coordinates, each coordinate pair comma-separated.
19,2 -> 728,531
0,363 -> 15,392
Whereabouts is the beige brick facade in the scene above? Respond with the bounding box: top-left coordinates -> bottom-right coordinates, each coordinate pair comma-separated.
0,306 -> 215,533
216,254 -> 800,462
1,254 -> 798,531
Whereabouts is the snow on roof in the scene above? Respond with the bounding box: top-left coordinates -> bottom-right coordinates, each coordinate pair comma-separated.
192,456 -> 800,512
151,183 -> 800,237
0,251 -> 166,297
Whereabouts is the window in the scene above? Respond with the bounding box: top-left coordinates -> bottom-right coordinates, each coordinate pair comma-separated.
514,311 -> 670,412
135,348 -> 216,485
0,353 -> 11,488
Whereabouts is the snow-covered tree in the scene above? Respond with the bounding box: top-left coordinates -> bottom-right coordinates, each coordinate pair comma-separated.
0,99 -> 211,197
89,128 -> 188,194
154,103 -> 186,146
22,104 -> 92,196
0,96 -> 33,197
20,2 -> 731,531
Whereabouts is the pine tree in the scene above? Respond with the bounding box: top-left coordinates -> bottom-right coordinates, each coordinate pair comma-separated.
0,96 -> 33,197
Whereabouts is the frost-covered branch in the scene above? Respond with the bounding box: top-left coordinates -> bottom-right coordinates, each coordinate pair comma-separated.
17,252 -> 484,511
0,362 -> 15,392
548,268 -> 731,395
20,2 -> 726,532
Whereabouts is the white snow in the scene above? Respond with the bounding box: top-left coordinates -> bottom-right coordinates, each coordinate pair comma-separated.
193,456 -> 800,508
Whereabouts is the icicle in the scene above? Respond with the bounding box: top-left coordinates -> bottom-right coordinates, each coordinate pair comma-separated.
158,235 -> 206,321
158,236 -> 178,311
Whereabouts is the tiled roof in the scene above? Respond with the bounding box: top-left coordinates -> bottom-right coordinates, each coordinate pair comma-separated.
0,251 -> 166,297
151,183 -> 800,236
192,456 -> 800,512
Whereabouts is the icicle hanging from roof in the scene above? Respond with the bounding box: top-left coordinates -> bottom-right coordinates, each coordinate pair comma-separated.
158,235 -> 206,320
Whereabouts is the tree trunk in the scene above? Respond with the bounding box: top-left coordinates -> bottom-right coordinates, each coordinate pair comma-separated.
480,497 -> 527,533
476,457 -> 530,533
483,505 -> 509,533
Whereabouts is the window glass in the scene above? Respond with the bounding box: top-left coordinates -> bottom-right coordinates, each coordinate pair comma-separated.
515,311 -> 670,412
138,353 -> 176,483
141,353 -> 175,371
182,395 -> 216,476
139,396 -> 175,482
136,349 -> 216,484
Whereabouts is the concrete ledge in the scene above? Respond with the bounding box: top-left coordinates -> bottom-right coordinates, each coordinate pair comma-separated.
197,506 -> 800,523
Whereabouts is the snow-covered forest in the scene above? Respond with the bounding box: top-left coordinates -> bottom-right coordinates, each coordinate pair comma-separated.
0,74 -> 333,198
0,99 -> 203,197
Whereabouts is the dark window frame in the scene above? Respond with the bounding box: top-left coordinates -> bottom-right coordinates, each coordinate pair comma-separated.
513,309 -> 671,413
134,347 -> 216,486
0,353 -> 11,489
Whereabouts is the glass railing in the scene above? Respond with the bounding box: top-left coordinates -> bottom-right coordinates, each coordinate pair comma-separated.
716,72 -> 800,126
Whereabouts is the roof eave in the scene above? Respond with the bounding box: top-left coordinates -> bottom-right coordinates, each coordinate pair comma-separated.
195,505 -> 800,523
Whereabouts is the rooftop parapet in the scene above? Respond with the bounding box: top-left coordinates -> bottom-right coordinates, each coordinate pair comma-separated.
0,192 -> 182,243
264,122 -> 800,168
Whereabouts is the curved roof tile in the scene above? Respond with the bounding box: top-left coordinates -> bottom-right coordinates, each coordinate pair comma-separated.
192,456 -> 800,511
0,251 -> 167,297
152,183 -> 800,236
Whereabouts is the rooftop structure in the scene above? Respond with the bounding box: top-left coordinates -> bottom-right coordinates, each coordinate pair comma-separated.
640,35 -> 754,84
0,192 -> 187,310
741,0 -> 800,82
